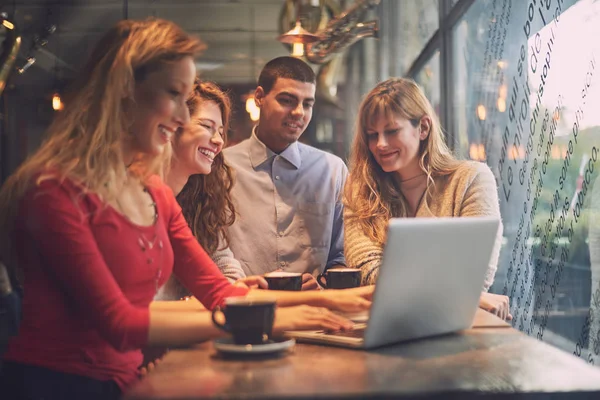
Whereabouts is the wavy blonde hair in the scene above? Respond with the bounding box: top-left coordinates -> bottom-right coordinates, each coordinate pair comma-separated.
0,18 -> 205,278
345,78 -> 461,244
174,80 -> 236,254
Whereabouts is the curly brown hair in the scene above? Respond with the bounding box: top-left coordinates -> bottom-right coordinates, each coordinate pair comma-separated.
175,80 -> 236,254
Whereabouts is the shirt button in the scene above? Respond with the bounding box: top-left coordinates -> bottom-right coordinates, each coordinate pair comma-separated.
280,261 -> 286,267
275,175 -> 280,180
279,231 -> 285,236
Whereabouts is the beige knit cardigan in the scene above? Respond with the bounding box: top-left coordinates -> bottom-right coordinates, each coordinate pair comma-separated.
344,161 -> 503,288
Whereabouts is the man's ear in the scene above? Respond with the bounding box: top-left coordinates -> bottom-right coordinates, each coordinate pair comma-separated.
254,86 -> 265,108
420,116 -> 432,140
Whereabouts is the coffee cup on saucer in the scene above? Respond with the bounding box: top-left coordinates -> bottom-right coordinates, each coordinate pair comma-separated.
211,297 -> 276,345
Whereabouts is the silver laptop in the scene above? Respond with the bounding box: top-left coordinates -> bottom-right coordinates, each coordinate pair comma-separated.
285,216 -> 500,349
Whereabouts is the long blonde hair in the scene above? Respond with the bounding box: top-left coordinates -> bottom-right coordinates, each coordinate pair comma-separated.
0,18 -> 205,278
345,78 -> 460,244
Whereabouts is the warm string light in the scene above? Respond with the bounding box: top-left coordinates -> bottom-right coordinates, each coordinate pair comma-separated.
491,144 -> 569,161
476,104 -> 487,121
497,97 -> 506,112
469,142 -> 566,161
2,20 -> 14,30
245,96 -> 259,122
497,83 -> 508,112
52,92 -> 63,111
469,143 -> 486,161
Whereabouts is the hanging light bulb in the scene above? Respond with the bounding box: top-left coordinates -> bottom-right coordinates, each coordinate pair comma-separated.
278,20 -> 320,46
277,1 -> 320,58
292,42 -> 305,57
52,91 -> 63,111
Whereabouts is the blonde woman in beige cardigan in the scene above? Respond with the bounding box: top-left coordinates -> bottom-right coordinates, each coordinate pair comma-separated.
344,78 -> 511,320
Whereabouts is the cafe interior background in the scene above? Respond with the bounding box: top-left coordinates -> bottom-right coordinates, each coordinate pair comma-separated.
1,0 -> 600,367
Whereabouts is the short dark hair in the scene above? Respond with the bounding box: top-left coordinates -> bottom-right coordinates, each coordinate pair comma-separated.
257,56 -> 316,94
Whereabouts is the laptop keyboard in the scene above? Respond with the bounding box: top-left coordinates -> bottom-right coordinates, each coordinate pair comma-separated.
322,327 -> 366,339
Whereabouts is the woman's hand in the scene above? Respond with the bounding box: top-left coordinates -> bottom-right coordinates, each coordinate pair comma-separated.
479,292 -> 512,320
319,285 -> 374,313
234,275 -> 268,289
139,358 -> 161,377
272,305 -> 354,334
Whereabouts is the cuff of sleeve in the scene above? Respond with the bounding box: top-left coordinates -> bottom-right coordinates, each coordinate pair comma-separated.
219,285 -> 250,306
326,258 -> 347,271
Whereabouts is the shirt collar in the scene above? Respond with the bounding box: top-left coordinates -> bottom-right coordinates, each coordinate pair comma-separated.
248,127 -> 301,170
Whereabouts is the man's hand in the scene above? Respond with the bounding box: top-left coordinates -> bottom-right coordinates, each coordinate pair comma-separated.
301,273 -> 320,291
234,275 -> 269,289
479,292 -> 512,320
272,305 -> 354,333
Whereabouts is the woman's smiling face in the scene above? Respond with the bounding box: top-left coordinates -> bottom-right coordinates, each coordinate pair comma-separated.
172,100 -> 224,176
129,56 -> 196,157
366,113 -> 425,180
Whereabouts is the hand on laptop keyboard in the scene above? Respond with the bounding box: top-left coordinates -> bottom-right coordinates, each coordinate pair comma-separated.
273,305 -> 354,334
320,323 -> 367,338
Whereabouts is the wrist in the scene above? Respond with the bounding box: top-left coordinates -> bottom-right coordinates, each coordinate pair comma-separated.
306,291 -> 330,308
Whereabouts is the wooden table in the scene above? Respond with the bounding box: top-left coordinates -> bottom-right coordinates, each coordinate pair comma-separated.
125,311 -> 600,399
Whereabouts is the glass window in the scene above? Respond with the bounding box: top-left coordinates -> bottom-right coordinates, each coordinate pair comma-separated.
452,0 -> 600,365
414,49 -> 441,117
393,0 -> 439,75
444,0 -> 462,16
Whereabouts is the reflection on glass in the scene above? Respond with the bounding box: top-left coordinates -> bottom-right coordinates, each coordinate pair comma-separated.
414,50 -> 441,117
395,0 -> 439,75
444,0 -> 462,16
452,0 -> 600,366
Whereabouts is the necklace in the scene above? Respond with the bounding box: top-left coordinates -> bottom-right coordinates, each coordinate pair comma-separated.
398,179 -> 427,217
414,188 -> 427,215
398,172 -> 426,183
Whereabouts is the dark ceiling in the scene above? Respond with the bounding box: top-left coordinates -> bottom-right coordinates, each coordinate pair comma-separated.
2,0 -> 291,93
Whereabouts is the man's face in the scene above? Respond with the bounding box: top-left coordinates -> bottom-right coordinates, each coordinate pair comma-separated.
254,77 -> 316,153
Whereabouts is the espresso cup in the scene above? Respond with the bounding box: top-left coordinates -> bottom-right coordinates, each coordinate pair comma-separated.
264,271 -> 303,291
211,297 -> 276,345
317,268 -> 362,289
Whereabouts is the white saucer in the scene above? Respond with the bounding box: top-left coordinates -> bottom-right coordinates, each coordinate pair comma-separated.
213,337 -> 296,355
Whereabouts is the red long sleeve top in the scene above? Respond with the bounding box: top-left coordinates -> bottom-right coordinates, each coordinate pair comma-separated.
3,176 -> 248,389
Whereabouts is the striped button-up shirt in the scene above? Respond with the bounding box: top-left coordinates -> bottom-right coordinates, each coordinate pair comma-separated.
224,132 -> 347,276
